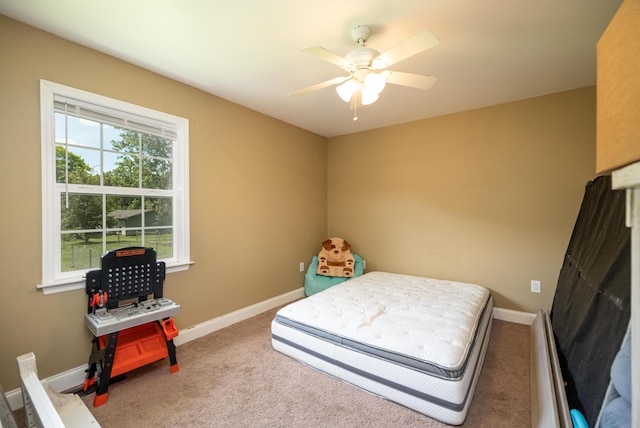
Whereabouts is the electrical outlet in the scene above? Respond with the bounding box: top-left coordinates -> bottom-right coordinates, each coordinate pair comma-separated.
531,280 -> 541,293
299,262 -> 305,272
362,260 -> 367,270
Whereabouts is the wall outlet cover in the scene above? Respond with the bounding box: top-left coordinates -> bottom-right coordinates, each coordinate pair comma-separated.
531,280 -> 541,293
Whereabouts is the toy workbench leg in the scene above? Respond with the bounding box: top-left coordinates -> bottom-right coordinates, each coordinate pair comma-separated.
83,337 -> 102,392
167,339 -> 179,373
161,317 -> 179,373
93,331 -> 119,407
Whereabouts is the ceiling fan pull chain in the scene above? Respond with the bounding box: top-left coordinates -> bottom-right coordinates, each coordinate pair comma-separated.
353,94 -> 358,121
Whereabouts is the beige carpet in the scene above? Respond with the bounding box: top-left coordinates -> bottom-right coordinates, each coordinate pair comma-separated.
16,305 -> 531,427
82,305 -> 531,427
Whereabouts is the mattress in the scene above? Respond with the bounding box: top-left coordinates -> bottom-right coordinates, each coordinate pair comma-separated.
271,271 -> 493,425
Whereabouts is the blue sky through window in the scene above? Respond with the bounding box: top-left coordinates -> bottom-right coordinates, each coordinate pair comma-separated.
55,113 -> 125,175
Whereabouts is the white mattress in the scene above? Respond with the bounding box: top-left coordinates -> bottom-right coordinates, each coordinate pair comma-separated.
271,271 -> 493,425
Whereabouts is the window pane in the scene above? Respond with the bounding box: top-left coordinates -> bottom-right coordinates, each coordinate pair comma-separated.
106,195 -> 142,228
55,113 -> 101,149
61,235 -> 104,272
142,157 -> 172,190
141,134 -> 172,160
111,128 -> 141,154
145,197 -> 172,227
56,146 -> 100,184
144,228 -> 173,259
106,229 -> 143,250
103,123 -> 123,151
61,193 -> 103,231
103,153 -> 140,188
102,151 -> 122,183
141,133 -> 172,190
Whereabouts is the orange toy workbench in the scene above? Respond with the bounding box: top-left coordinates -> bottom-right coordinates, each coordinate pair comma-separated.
83,247 -> 180,407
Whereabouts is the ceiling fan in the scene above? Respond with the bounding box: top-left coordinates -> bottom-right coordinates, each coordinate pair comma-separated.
290,25 -> 439,118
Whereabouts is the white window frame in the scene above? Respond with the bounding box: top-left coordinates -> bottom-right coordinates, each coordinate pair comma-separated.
39,80 -> 192,294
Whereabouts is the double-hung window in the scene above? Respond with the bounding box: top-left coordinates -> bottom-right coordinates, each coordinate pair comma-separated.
39,80 -> 190,294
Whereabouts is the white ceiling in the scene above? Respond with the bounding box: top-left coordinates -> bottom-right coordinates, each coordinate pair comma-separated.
0,0 -> 622,137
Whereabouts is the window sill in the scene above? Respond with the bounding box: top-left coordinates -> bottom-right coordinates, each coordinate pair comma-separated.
37,261 -> 195,295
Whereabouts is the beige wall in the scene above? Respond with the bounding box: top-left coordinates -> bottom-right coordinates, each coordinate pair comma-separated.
327,87 -> 596,312
0,16 -> 327,391
0,14 -> 597,392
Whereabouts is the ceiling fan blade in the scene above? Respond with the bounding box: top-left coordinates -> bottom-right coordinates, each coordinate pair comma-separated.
384,71 -> 437,90
289,76 -> 349,97
303,46 -> 352,70
372,30 -> 439,69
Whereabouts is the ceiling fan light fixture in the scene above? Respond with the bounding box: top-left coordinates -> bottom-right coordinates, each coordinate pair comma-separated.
361,87 -> 379,105
336,79 -> 357,102
336,72 -> 386,105
364,72 -> 386,94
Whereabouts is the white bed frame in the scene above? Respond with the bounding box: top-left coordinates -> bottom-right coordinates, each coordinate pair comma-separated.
17,353 -> 100,428
612,162 -> 640,428
530,310 -> 572,428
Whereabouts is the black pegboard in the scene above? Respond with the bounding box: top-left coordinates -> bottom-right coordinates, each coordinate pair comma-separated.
85,247 -> 166,309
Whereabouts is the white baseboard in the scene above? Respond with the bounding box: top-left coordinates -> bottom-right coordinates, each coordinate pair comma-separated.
5,287 -> 305,411
4,288 -> 531,411
173,287 -> 304,346
493,307 -> 536,325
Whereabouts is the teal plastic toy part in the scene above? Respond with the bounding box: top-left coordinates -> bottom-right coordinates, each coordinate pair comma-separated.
570,409 -> 589,428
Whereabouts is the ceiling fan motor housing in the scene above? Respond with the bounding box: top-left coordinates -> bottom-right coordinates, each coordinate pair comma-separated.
346,47 -> 380,69
351,25 -> 372,45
